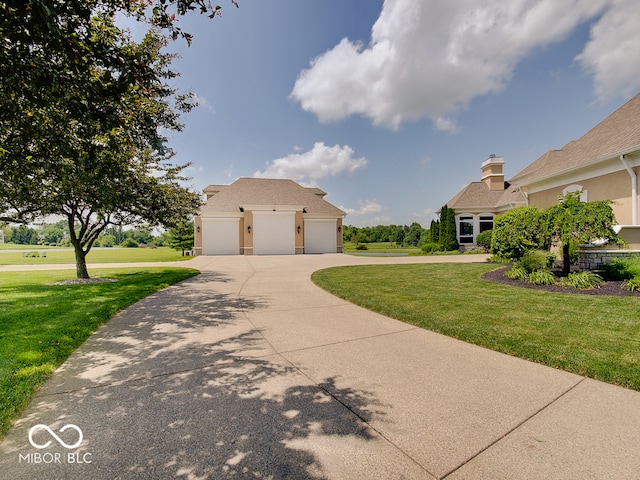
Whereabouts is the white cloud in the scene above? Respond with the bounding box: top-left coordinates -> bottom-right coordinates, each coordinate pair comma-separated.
575,0 -> 640,102
291,0 -> 635,130
340,200 -> 383,216
192,93 -> 215,113
413,208 -> 435,218
253,142 -> 367,185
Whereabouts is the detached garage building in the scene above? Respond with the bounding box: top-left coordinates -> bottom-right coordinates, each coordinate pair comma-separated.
195,178 -> 346,255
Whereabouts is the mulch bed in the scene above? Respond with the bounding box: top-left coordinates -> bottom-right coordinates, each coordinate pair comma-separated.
482,265 -> 640,297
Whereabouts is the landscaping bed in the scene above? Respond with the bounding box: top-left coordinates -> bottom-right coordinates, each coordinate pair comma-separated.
483,265 -> 640,297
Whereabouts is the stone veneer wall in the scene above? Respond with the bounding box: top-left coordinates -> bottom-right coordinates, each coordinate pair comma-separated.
578,248 -> 640,270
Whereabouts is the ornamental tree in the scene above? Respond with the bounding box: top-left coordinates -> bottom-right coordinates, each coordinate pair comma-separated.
541,191 -> 623,275
0,11 -> 203,278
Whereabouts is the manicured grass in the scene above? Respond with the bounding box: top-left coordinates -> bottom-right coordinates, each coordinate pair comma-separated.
312,263 -> 640,391
343,241 -> 421,254
0,246 -> 190,265
0,267 -> 199,439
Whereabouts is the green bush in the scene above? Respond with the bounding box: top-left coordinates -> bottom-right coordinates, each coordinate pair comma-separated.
98,234 -> 116,248
520,250 -> 555,274
527,270 -> 557,285
475,229 -> 493,251
603,256 -> 640,280
622,276 -> 640,292
504,265 -> 528,281
561,271 -> 603,289
421,242 -> 443,253
491,206 -> 545,260
121,238 -> 139,248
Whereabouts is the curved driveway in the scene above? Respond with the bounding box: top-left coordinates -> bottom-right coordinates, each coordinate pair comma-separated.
1,254 -> 639,479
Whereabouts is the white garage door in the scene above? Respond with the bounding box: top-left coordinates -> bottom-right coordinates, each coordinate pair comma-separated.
304,219 -> 336,254
253,211 -> 295,255
202,218 -> 239,255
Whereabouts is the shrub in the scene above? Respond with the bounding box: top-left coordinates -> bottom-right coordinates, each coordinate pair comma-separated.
23,251 -> 41,258
475,229 -> 493,251
622,276 -> 640,292
527,270 -> 557,285
98,234 -> 115,247
491,206 -> 545,260
604,256 -> 640,280
520,250 -> 555,274
561,271 -> 603,289
421,242 -> 443,253
355,244 -> 368,251
505,265 -> 528,281
121,238 -> 139,248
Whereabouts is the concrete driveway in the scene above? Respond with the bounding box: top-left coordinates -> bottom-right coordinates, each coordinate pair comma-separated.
1,254 -> 639,479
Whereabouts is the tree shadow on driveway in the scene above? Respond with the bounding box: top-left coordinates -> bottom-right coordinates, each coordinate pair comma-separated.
0,272 -> 395,479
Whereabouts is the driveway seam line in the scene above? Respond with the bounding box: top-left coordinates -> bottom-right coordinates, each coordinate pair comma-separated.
235,271 -> 436,478
440,376 -> 588,479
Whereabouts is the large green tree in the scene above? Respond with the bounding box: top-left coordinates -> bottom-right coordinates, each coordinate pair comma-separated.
541,191 -> 623,275
166,220 -> 194,255
438,205 -> 459,252
0,2 -> 231,277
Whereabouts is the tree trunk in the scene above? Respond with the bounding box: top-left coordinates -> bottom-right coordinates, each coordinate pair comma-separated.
562,243 -> 571,276
74,245 -> 90,279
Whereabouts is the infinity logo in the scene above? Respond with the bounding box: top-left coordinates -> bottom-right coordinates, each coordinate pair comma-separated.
28,424 -> 83,449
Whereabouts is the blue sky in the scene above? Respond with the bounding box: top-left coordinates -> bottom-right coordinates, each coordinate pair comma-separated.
143,0 -> 640,227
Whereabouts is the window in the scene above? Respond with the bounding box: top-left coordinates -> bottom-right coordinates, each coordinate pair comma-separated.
459,216 -> 474,244
562,185 -> 587,202
479,215 -> 494,233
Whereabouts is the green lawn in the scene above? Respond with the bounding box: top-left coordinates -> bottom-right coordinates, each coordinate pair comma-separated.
0,246 -> 190,265
312,263 -> 640,391
0,267 -> 199,438
343,241 -> 422,254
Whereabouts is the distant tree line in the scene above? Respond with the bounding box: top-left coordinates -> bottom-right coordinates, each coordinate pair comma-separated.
1,221 -> 193,251
343,204 -> 460,251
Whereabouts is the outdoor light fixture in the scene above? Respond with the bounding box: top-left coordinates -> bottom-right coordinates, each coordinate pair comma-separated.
338,226 -> 341,233
196,225 -> 200,233
247,225 -> 251,234
297,225 -> 301,234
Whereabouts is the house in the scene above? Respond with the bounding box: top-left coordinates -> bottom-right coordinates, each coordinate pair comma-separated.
444,92 -> 640,249
194,178 -> 346,255
444,155 -> 527,247
509,92 -> 640,248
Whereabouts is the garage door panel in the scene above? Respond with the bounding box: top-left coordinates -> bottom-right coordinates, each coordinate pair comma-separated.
253,212 -> 295,255
304,219 -> 336,254
202,219 -> 239,255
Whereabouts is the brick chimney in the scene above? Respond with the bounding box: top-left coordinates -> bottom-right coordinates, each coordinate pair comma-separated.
481,154 -> 505,191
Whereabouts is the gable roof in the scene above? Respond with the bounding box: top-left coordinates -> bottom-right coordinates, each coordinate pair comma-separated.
445,181 -> 526,212
200,178 -> 346,216
510,92 -> 640,185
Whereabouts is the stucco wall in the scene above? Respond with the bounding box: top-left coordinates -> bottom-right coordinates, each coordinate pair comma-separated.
527,169 -> 636,225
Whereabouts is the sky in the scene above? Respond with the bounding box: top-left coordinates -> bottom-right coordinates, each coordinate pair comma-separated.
137,0 -> 640,227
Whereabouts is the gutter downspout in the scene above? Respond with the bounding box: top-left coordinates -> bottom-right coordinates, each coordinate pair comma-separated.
620,155 -> 638,225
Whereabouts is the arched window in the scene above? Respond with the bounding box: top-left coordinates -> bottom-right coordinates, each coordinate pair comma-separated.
562,185 -> 587,202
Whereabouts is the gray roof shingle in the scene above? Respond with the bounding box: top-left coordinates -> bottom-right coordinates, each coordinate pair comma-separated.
200,178 -> 346,216
510,92 -> 640,185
